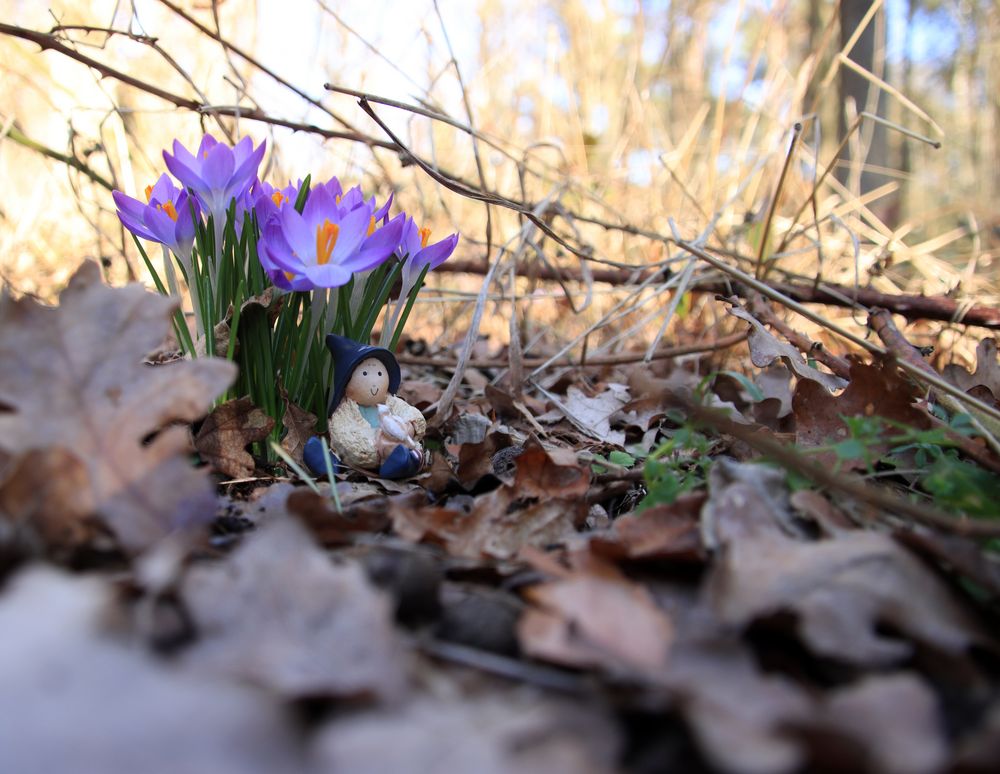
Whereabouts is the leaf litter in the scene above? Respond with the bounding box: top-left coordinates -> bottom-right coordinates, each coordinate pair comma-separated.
2,265 -> 1000,773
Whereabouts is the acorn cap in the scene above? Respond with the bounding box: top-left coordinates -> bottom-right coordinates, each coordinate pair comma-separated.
325,334 -> 401,415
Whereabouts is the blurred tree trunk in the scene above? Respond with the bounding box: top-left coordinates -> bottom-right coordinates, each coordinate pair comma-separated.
837,0 -> 895,225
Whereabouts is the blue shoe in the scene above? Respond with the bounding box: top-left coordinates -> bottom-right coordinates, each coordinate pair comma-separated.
303,436 -> 341,479
379,444 -> 422,479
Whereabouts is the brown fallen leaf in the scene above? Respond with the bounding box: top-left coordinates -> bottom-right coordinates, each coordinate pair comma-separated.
665,635 -> 813,774
195,397 -> 275,479
706,530 -> 991,665
390,491 -> 581,561
310,683 -> 621,774
0,262 -> 235,554
701,458 -> 810,550
943,338 -> 1000,405
792,358 -> 931,469
0,448 -> 100,553
553,384 -> 629,445
728,305 -> 848,392
0,567 -> 300,774
821,674 -> 947,774
589,493 -> 705,562
390,440 -> 588,560
278,391 -> 317,466
518,552 -> 673,672
180,518 -> 407,700
513,438 -> 590,499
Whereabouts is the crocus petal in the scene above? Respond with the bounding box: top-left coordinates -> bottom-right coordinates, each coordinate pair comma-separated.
230,135 -> 254,164
422,232 -> 459,270
163,151 -> 208,195
301,184 -> 336,225
148,173 -> 178,204
262,221 -> 304,273
228,140 -> 266,199
144,207 -> 178,246
201,142 -> 236,195
328,205 -> 371,262
113,190 -> 149,222
196,135 -> 218,158
322,176 -> 343,200
171,139 -> 201,169
301,261 -> 353,288
278,207 -> 315,263
374,191 -> 394,223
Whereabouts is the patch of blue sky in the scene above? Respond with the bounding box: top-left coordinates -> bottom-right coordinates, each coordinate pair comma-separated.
885,0 -> 961,64
626,149 -> 656,186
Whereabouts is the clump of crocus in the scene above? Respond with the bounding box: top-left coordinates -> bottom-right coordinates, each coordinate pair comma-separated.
113,134 -> 459,444
257,183 -> 403,291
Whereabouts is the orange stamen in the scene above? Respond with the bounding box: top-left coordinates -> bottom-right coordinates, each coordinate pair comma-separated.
335,194 -> 342,204
315,219 -> 339,265
272,191 -> 287,208
144,185 -> 154,203
418,227 -> 431,249
284,271 -> 295,282
160,201 -> 179,222
367,215 -> 376,236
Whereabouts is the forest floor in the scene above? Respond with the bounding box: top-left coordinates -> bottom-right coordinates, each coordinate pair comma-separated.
1,260 -> 1000,774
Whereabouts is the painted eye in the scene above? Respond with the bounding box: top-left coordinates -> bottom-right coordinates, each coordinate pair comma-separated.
377,370 -> 383,377
362,370 -> 368,376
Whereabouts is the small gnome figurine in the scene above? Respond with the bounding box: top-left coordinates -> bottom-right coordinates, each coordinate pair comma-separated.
304,334 -> 425,479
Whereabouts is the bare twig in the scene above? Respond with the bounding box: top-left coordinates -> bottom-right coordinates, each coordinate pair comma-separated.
396,331 -> 747,370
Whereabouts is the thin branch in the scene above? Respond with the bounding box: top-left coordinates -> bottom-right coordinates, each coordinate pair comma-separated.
396,331 -> 747,370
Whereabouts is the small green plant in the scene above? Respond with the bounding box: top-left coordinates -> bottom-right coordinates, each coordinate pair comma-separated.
810,412 -> 1000,519
639,417 -> 715,510
590,450 -> 638,475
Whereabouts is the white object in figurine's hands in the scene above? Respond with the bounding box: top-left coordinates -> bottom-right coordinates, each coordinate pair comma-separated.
376,404 -> 420,451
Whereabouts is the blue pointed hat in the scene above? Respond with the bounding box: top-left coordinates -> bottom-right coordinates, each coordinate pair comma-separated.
325,334 -> 401,415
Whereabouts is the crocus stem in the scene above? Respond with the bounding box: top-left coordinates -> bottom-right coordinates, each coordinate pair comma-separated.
210,212 -> 223,289
175,247 -> 205,346
160,244 -> 179,299
380,296 -> 404,348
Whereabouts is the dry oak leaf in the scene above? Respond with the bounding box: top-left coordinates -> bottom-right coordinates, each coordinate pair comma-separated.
278,393 -> 317,467
793,358 -> 931,469
943,338 -> 1000,405
0,567 -> 300,774
820,674 -> 948,774
311,685 -> 621,774
0,262 -> 235,554
389,439 -> 588,560
728,306 -> 848,392
518,553 -> 673,672
706,530 -> 991,665
180,518 -> 407,700
195,397 -> 275,478
589,493 -> 705,563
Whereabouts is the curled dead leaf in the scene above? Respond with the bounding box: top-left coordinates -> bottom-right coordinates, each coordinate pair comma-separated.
180,518 -> 407,700
0,262 -> 235,554
195,398 -> 275,479
518,553 -> 673,672
728,305 -> 847,392
706,531 -> 991,665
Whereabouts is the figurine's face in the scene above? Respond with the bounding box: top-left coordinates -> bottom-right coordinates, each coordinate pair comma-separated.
345,357 -> 390,406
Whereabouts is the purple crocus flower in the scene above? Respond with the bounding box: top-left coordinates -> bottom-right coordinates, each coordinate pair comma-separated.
251,178 -> 302,227
113,173 -> 199,258
397,216 -> 459,298
257,185 -> 402,291
163,134 -> 265,221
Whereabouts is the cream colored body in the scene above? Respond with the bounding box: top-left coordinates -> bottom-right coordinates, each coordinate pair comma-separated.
328,395 -> 425,469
